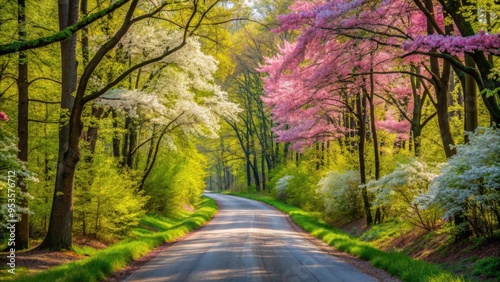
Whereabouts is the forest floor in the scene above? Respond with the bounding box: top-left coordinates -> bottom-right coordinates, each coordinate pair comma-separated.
342,218 -> 500,281
0,237 -> 108,275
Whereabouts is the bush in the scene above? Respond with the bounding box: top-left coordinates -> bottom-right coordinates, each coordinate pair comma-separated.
74,156 -> 148,240
268,164 -> 322,211
473,257 -> 500,278
285,167 -> 322,211
364,159 -> 442,230
275,175 -> 292,201
316,170 -> 363,226
144,144 -> 207,214
0,117 -> 35,231
427,127 -> 500,238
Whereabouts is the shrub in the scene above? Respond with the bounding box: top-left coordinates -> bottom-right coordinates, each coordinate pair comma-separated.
316,170 -> 363,226
144,144 -> 207,214
0,116 -> 35,231
364,159 -> 442,230
427,127 -> 500,238
74,156 -> 148,240
275,175 -> 292,201
473,257 -> 500,278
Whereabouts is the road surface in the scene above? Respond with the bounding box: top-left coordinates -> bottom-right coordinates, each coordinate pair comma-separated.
125,193 -> 378,282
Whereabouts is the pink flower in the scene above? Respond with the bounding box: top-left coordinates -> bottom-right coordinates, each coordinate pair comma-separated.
0,112 -> 9,121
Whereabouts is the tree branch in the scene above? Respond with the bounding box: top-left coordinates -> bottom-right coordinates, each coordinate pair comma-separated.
0,0 -> 131,55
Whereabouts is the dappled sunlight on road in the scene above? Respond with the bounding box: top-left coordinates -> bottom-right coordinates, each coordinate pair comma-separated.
126,194 -> 377,282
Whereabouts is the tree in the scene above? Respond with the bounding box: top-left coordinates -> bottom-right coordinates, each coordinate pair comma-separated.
0,0 -> 131,55
40,0 -> 236,250
427,127 -> 500,238
15,0 -> 30,250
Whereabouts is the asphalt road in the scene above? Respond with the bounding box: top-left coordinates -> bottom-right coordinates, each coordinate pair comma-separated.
125,193 -> 377,282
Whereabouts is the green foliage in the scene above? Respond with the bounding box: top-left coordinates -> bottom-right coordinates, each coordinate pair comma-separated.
268,163 -> 322,211
74,148 -> 148,240
5,197 -> 217,282
72,245 -> 99,257
364,159 -> 443,230
316,170 -> 364,226
144,143 -> 207,214
473,257 -> 500,278
232,193 -> 464,282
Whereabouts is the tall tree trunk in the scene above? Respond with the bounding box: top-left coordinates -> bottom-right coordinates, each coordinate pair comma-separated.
410,67 -> 423,156
464,54 -> 478,142
39,0 -> 79,250
443,0 -> 500,124
127,122 -> 137,168
252,150 -> 261,191
425,0 -> 456,158
261,147 -> 266,191
15,0 -> 29,250
356,92 -> 372,226
367,69 -> 381,225
112,110 -> 120,158
143,124 -> 156,173
122,116 -> 130,166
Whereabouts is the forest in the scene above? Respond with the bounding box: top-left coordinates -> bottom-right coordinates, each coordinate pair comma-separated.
0,0 -> 499,280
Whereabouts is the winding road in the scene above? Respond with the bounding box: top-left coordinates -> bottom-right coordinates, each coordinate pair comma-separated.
125,193 -> 379,282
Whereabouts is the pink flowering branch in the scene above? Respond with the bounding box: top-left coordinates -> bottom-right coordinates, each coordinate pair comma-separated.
402,31 -> 500,56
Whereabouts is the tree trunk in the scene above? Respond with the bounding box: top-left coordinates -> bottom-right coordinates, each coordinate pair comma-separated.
127,122 -> 137,168
425,0 -> 456,158
261,147 -> 266,191
356,92 -> 372,226
86,106 -> 103,153
144,124 -> 156,173
252,151 -> 261,191
367,69 -> 381,225
112,110 -> 120,158
464,54 -> 478,142
443,0 -> 500,124
15,0 -> 29,250
122,116 -> 130,166
39,0 -> 79,250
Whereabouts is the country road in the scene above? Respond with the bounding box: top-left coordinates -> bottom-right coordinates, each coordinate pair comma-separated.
125,193 -> 379,282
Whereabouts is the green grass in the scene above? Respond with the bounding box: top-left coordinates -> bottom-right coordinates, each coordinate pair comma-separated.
474,257 -> 500,279
230,192 -> 465,282
72,245 -> 99,257
4,196 -> 217,282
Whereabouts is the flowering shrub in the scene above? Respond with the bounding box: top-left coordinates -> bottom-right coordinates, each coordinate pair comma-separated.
427,127 -> 500,238
364,160 -> 441,230
275,175 -> 292,201
316,171 -> 363,226
0,113 -> 34,229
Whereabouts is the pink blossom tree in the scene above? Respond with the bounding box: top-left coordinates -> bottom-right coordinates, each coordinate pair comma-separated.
273,0 -> 500,155
260,0 -> 500,224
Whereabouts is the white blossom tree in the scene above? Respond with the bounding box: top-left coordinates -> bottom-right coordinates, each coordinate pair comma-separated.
97,27 -> 239,188
427,127 -> 500,238
364,160 -> 441,230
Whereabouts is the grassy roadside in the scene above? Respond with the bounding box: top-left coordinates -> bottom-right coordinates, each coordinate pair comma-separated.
229,192 -> 465,282
8,196 -> 218,282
